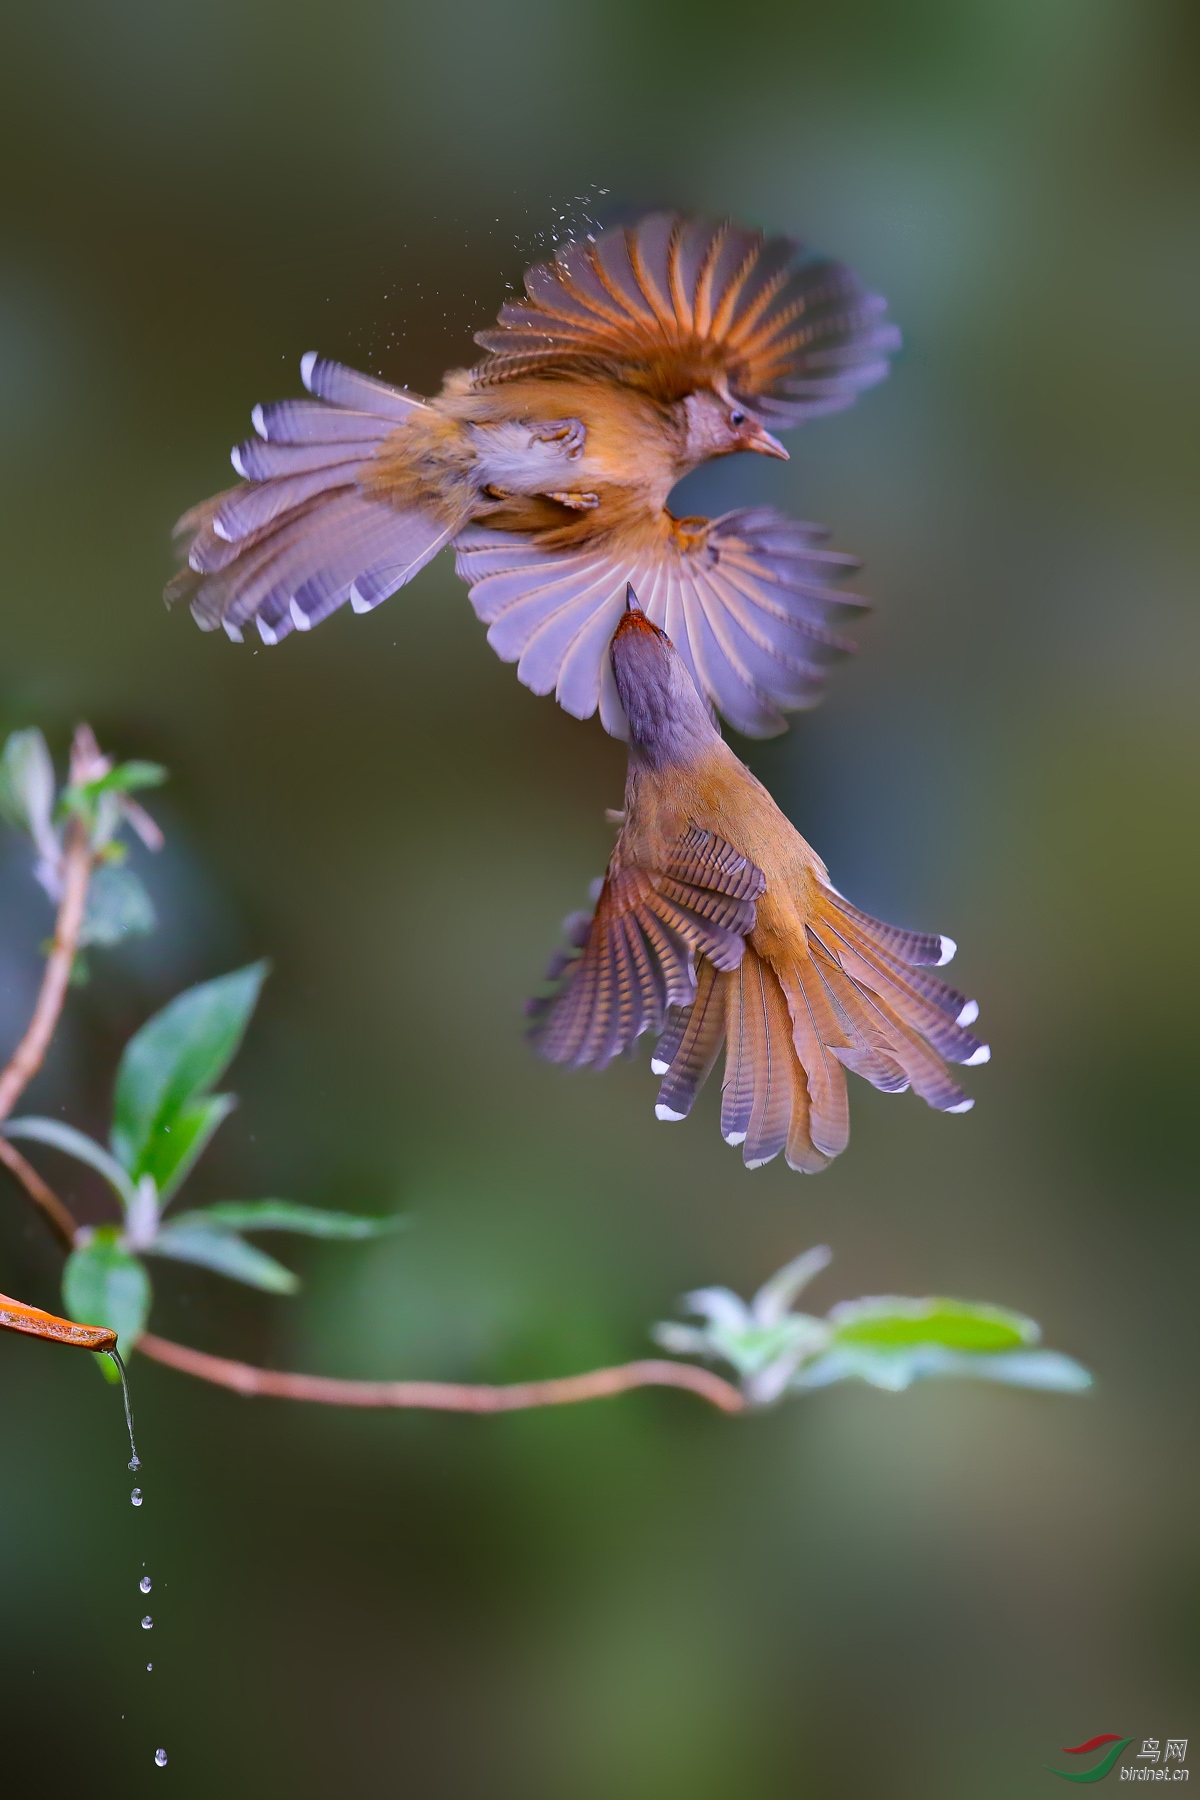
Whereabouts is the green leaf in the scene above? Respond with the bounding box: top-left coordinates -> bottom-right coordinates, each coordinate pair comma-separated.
149,1219 -> 298,1293
793,1344 -> 1093,1394
4,1116 -> 141,1211
81,865 -> 157,948
59,761 -> 167,817
191,1201 -> 406,1238
110,961 -> 269,1177
0,728 -> 56,844
141,1094 -> 237,1204
827,1296 -> 1038,1353
96,761 -> 168,794
63,1229 -> 151,1345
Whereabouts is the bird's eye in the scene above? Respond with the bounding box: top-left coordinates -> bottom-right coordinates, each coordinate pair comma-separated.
729,410 -> 747,429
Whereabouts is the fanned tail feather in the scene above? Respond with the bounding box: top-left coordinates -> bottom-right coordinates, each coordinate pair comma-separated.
713,952 -> 829,1171
776,960 -> 851,1159
167,355 -> 448,644
655,887 -> 985,1169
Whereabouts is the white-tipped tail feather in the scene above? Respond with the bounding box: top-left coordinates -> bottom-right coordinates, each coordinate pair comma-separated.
168,355 -> 446,646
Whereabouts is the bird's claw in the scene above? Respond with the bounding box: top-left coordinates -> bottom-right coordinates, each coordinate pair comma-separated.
546,490 -> 600,511
528,417 -> 587,459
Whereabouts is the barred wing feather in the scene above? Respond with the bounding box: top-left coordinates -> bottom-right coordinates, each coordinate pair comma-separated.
473,213 -> 900,426
454,507 -> 867,739
529,830 -> 766,1071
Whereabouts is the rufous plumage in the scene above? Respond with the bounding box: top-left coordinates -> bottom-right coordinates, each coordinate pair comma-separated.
169,212 -> 899,737
530,597 -> 988,1173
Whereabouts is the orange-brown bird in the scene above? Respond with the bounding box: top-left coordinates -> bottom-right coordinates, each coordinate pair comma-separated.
169,212 -> 899,737
529,597 -> 988,1172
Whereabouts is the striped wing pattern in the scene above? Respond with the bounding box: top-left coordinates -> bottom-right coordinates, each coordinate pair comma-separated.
529,829 -> 766,1071
654,883 -> 989,1171
167,355 -> 449,644
473,213 -> 900,425
454,507 -> 867,738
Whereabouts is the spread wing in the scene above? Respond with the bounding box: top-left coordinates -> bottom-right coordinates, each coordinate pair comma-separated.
454,506 -> 868,738
472,212 -> 900,426
528,829 -> 766,1070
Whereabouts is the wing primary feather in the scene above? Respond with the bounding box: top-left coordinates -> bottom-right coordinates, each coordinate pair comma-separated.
654,961 -> 725,1119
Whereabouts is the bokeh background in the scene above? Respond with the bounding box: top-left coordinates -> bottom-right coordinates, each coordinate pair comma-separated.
1,1 -> 1197,1794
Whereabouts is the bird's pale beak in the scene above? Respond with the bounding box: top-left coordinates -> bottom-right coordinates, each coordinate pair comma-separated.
744,423 -> 789,461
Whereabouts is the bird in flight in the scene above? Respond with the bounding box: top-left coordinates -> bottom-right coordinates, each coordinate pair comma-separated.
169,212 -> 899,737
529,597 -> 988,1173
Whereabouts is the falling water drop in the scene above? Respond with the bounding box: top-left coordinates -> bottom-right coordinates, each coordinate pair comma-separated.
146,1662 -> 153,1672
141,1615 -> 153,1630
140,1576 -> 152,1594
131,1489 -> 143,1506
154,1749 -> 168,1768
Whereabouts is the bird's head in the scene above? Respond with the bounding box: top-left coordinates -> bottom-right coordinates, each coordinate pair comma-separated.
679,389 -> 789,467
611,589 -> 719,767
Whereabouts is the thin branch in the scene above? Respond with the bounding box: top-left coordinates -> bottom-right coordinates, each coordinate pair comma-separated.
0,726 -> 96,1125
136,1333 -> 744,1414
0,739 -> 743,1416
0,1136 -> 77,1250
0,1099 -> 742,1415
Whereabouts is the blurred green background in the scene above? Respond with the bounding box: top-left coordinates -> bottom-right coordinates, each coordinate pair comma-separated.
1,0 -> 1197,1794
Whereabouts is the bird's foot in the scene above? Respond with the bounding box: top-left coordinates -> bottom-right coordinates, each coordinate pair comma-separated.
528,417 -> 587,459
546,490 -> 600,511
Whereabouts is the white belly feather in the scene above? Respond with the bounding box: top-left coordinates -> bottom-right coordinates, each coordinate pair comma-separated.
469,420 -> 597,494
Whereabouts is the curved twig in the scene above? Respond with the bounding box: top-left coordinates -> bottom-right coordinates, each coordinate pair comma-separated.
0,1136 -> 77,1250
0,727 -> 95,1125
135,1332 -> 744,1413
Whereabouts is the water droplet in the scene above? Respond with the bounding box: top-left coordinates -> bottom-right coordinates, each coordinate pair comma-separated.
139,1576 -> 152,1593
141,1615 -> 153,1630
131,1488 -> 143,1506
154,1748 -> 168,1768
146,1662 -> 153,1672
